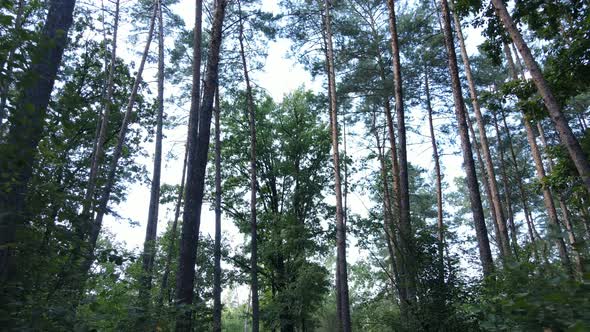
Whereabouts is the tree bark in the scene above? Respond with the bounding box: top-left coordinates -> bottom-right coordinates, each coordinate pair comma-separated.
237,1 -> 259,329
0,0 -> 76,286
322,1 -> 352,330
452,9 -> 511,260
212,89 -> 222,332
490,0 -> 590,193
175,0 -> 227,330
386,0 -> 416,304
439,0 -> 494,276
138,0 -> 164,324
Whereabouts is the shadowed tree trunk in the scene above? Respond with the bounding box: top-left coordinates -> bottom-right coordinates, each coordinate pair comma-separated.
0,0 -> 76,287
386,0 -> 416,307
322,0 -> 352,330
490,0 -> 590,193
213,89 -> 222,332
237,1 -> 259,329
452,8 -> 511,260
439,0 -> 494,276
175,0 -> 227,330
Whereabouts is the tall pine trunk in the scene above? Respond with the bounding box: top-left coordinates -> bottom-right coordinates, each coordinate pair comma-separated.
425,67 -> 445,280
490,0 -> 590,193
81,4 -> 157,285
175,0 -> 227,329
322,1 -> 352,330
175,0 -> 203,320
523,118 -> 572,275
82,0 -> 120,228
0,0 -> 76,286
212,89 -> 222,332
386,0 -> 416,306
138,0 -> 165,324
237,1 -> 259,329
439,0 -> 494,276
452,9 -> 511,260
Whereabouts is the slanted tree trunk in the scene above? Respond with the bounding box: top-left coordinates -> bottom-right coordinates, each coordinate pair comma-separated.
523,118 -> 572,275
138,0 -> 164,325
157,145 -> 188,310
0,0 -> 76,286
536,123 -> 584,277
82,0 -> 120,229
467,114 -> 501,251
490,0 -> 590,193
81,5 -> 157,286
492,108 -> 519,256
439,0 -> 494,276
322,1 -> 352,330
425,67 -> 445,280
452,9 -> 511,260
237,1 -> 259,329
175,0 -> 227,330
386,0 -> 416,306
502,46 -> 540,247
212,89 -> 222,332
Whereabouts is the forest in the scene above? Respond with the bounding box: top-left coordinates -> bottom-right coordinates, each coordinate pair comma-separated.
0,0 -> 589,330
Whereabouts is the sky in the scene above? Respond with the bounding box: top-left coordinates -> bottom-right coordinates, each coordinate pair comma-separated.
102,0 -> 487,302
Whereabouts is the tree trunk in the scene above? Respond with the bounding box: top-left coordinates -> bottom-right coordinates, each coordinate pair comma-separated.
213,89 -> 222,332
157,145 -> 188,310
452,9 -> 511,260
0,0 -> 76,286
322,1 -> 352,330
492,108 -> 519,257
439,0 -> 494,276
536,123 -> 584,277
81,5 -> 157,286
467,114 -> 501,251
501,46 -> 539,247
386,0 -> 416,305
490,0 -> 590,193
175,0 -> 203,322
237,1 -> 259,329
82,0 -> 120,229
175,0 -> 227,330
138,0 -> 164,325
425,68 -> 445,280
523,118 -> 572,275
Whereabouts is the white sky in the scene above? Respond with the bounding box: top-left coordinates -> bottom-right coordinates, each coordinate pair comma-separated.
102,0 -> 487,301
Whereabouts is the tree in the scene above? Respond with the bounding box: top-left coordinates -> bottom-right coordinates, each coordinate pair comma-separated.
438,0 -> 494,276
